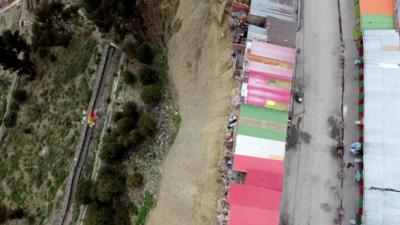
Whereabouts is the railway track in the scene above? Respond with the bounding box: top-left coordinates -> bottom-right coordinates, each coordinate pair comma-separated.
59,45 -> 118,225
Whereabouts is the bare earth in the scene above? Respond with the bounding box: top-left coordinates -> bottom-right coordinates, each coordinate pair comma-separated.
147,1 -> 234,225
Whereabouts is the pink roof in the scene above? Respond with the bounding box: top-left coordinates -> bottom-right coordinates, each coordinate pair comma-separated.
227,184 -> 282,210
247,61 -> 294,78
228,205 -> 280,225
246,88 -> 291,104
245,170 -> 283,191
249,41 -> 297,63
248,70 -> 293,82
233,155 -> 284,175
247,74 -> 292,93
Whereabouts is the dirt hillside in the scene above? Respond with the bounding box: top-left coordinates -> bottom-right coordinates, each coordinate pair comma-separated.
146,0 -> 234,225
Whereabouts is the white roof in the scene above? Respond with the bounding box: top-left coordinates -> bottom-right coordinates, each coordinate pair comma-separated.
235,135 -> 285,160
363,30 -> 400,225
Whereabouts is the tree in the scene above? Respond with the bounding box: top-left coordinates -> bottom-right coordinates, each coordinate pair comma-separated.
0,30 -> 35,77
141,85 -> 163,104
95,165 -> 126,203
115,117 -> 138,135
3,112 -> 17,128
122,101 -> 139,118
122,70 -> 136,85
100,141 -> 125,163
12,89 -> 27,103
138,116 -> 157,137
0,204 -> 6,223
76,179 -> 94,205
128,172 -> 144,188
84,202 -> 114,225
138,66 -> 159,85
112,111 -> 124,122
32,0 -> 79,50
135,43 -> 154,64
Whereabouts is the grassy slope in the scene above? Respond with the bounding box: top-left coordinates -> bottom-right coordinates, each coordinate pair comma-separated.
0,33 -> 99,224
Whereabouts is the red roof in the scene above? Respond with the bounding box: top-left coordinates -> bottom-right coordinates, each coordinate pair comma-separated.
245,170 -> 283,191
227,184 -> 282,210
233,154 -> 284,175
228,205 -> 280,225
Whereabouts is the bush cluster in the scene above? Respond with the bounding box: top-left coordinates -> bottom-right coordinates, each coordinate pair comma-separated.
78,101 -> 158,225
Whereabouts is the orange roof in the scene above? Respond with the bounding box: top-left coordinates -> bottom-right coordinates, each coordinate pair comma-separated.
360,0 -> 395,15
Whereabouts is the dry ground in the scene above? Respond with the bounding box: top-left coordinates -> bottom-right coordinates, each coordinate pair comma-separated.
146,1 -> 234,225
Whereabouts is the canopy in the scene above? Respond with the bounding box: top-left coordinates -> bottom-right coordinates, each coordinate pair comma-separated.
363,30 -> 400,225
227,184 -> 282,210
232,155 -> 284,175
245,170 -> 283,190
360,0 -> 395,15
228,205 -> 280,225
235,135 -> 286,160
247,41 -> 297,63
245,61 -> 294,79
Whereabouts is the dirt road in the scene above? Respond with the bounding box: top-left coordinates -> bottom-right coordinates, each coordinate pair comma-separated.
146,1 -> 234,225
281,0 -> 358,224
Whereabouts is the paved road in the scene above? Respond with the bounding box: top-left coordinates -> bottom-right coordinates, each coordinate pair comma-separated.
281,0 -> 358,225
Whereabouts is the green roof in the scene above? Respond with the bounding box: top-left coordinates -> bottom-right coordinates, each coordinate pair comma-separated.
240,104 -> 288,125
238,104 -> 288,141
361,14 -> 395,30
238,124 -> 287,142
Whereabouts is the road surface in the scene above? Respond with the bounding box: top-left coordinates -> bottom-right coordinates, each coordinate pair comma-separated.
281,0 -> 358,225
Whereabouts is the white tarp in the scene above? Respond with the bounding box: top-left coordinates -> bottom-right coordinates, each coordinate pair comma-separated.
235,135 -> 285,160
363,30 -> 400,225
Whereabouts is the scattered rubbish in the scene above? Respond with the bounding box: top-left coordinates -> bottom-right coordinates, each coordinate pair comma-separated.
349,142 -> 362,155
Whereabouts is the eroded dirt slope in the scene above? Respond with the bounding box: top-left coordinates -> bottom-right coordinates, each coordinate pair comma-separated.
147,0 -> 234,225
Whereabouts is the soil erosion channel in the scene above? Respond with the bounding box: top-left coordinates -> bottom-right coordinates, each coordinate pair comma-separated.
147,1 -> 234,225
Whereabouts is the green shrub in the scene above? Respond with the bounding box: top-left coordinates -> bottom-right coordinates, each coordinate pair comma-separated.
76,179 -> 94,205
138,116 -> 157,137
12,89 -> 27,103
135,43 -> 154,64
128,172 -> 144,188
3,112 -> 17,128
122,41 -> 137,58
0,204 -> 6,223
83,202 -> 114,225
138,66 -> 159,85
112,111 -> 124,122
122,70 -> 136,85
141,85 -> 163,104
122,101 -> 139,118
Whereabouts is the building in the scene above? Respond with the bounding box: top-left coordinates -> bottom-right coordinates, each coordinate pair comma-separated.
362,29 -> 400,225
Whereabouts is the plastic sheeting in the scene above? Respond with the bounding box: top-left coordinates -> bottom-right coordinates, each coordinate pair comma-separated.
228,205 -> 280,225
247,40 -> 297,63
233,154 -> 284,174
235,135 -> 286,160
363,30 -> 400,225
227,184 -> 282,210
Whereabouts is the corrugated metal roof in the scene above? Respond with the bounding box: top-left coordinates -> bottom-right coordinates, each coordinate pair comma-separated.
361,14 -> 395,29
363,29 -> 400,225
360,0 -> 395,15
249,0 -> 297,22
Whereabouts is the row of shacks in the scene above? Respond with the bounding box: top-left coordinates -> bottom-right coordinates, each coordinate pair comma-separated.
222,0 -> 298,225
353,0 -> 400,225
